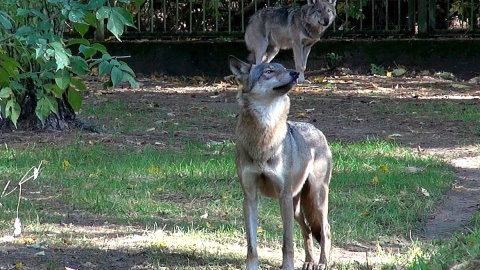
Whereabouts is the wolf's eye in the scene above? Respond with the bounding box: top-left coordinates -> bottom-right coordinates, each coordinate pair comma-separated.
264,69 -> 274,74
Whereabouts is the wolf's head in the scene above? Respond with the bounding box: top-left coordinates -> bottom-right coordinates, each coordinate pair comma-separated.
304,0 -> 337,28
228,56 -> 299,100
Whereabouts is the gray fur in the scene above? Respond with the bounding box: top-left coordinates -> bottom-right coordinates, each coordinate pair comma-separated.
229,55 -> 332,270
245,0 -> 337,83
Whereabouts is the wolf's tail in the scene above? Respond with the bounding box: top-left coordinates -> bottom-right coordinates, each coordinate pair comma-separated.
300,168 -> 331,244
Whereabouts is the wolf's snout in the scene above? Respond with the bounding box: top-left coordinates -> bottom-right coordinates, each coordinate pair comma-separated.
320,18 -> 330,26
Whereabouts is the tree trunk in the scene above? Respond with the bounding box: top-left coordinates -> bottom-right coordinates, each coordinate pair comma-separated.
0,82 -> 76,132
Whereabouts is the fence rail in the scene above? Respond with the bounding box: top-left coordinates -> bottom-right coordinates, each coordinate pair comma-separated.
123,0 -> 480,38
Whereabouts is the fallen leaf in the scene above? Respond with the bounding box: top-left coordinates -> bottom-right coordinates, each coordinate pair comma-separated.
156,241 -> 168,248
20,237 -> 35,244
34,251 -> 45,256
372,176 -> 379,186
405,166 -> 423,173
360,211 -> 370,217
62,159 -> 71,169
378,165 -> 390,172
294,113 -> 309,119
418,186 -> 430,197
386,71 -> 392,77
392,68 -> 407,77
63,239 -> 73,245
257,227 -> 264,234
15,262 -> 22,269
386,134 -> 403,140
450,84 -> 469,89
148,166 -> 160,174
437,71 -> 455,80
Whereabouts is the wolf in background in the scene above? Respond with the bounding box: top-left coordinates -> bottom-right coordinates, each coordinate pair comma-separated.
229,55 -> 332,270
245,0 -> 337,83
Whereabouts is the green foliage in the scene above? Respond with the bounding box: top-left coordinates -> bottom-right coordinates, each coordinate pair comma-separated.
0,0 -> 139,127
326,52 -> 343,68
370,63 -> 386,75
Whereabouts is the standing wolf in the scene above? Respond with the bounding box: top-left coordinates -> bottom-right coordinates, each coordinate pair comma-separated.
245,0 -> 337,83
229,55 -> 332,270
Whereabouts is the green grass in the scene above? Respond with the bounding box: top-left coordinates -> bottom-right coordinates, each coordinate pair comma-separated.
409,214 -> 480,269
330,140 -> 453,245
2,94 -> 479,269
376,100 -> 480,122
0,135 -> 455,268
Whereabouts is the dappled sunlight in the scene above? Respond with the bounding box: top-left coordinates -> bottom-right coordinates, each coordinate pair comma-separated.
2,72 -> 479,269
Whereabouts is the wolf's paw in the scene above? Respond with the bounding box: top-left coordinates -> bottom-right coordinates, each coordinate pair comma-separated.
301,262 -> 326,270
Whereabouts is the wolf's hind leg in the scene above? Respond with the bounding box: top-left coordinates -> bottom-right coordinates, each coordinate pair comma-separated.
294,195 -> 315,265
264,46 -> 280,63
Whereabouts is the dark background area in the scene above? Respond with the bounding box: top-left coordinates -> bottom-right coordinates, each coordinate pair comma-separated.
104,39 -> 480,80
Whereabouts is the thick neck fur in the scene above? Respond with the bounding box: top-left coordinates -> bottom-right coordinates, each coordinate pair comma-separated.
236,91 -> 290,162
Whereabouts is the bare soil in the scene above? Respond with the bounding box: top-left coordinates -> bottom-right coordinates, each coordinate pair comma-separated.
1,71 -> 479,269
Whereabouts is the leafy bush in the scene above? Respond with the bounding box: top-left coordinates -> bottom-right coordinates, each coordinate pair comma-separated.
0,0 -> 143,129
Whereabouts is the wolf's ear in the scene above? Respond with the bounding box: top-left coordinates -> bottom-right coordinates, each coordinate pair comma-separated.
229,55 -> 251,83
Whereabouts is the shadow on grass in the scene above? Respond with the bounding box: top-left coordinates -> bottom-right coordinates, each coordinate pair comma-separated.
0,241 -> 246,270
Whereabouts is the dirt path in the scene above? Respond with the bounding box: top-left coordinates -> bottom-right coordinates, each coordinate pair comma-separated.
421,147 -> 480,240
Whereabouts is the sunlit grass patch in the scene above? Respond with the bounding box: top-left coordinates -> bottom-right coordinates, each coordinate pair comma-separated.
375,100 -> 480,122
330,140 -> 454,245
0,128 -> 458,270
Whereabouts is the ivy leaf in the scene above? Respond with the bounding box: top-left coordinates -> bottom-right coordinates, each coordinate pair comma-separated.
79,44 -> 97,59
0,87 -> 13,98
35,97 -> 52,124
87,0 -> 107,9
43,84 -> 64,99
68,9 -> 85,23
6,99 -> 21,127
98,61 -> 113,76
111,7 -> 135,27
111,66 -> 122,86
55,69 -> 71,90
96,6 -> 111,19
73,22 -> 89,37
67,87 -> 82,111
83,11 -> 98,27
70,56 -> 89,76
106,14 -> 124,40
50,42 -> 70,70
0,10 -> 13,30
70,77 -> 87,91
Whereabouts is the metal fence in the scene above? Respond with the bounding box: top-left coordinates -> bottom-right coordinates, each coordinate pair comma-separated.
125,0 -> 480,37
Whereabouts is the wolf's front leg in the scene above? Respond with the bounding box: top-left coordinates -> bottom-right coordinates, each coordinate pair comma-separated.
293,45 -> 311,84
242,177 -> 260,270
279,190 -> 295,270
